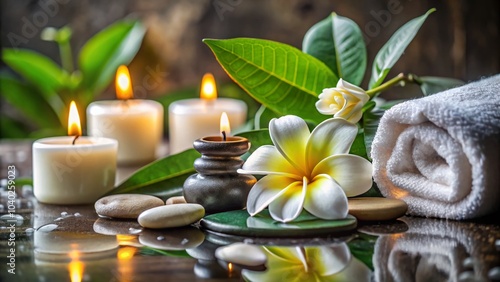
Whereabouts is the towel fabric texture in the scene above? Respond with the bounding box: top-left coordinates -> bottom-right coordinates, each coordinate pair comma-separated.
372,74 -> 500,219
373,217 -> 500,282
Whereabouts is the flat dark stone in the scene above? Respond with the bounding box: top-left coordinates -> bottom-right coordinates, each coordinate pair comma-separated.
200,210 -> 357,237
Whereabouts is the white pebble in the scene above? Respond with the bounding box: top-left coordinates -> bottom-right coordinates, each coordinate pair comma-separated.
215,243 -> 267,267
74,213 -> 82,217
61,212 -> 69,217
138,204 -> 205,229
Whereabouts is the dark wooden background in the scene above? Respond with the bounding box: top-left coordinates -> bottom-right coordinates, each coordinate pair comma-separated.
1,0 -> 499,100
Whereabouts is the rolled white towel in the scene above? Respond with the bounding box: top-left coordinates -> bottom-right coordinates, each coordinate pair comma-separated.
372,74 -> 500,219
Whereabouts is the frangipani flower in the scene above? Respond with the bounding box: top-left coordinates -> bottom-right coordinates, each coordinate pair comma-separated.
242,244 -> 372,282
316,79 -> 370,123
238,115 -> 373,222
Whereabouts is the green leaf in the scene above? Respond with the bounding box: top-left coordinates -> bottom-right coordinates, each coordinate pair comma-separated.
303,13 -> 367,85
369,8 -> 435,89
238,129 -> 273,155
109,149 -> 200,196
79,20 -> 145,94
349,130 -> 368,160
362,101 -> 386,161
0,76 -> 61,129
0,116 -> 29,138
2,49 -> 69,93
203,38 -> 337,124
417,76 -> 464,96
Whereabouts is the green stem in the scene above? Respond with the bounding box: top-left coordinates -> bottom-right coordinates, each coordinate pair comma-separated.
366,73 -> 419,97
59,41 -> 74,72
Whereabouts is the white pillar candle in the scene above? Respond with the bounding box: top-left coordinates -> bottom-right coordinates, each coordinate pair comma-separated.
33,102 -> 118,205
87,65 -> 164,164
168,73 -> 247,154
87,100 -> 163,164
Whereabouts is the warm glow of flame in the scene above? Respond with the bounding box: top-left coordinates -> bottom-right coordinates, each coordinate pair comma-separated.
68,250 -> 84,282
116,234 -> 138,246
117,247 -> 137,260
200,73 -> 217,101
228,262 -> 233,272
116,65 -> 133,100
68,101 -> 82,136
220,112 -> 230,136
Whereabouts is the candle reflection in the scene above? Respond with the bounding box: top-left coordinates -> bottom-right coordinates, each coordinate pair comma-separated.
68,250 -> 84,282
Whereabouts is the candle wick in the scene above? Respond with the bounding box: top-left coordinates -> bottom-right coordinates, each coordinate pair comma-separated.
72,135 -> 80,145
222,131 -> 226,141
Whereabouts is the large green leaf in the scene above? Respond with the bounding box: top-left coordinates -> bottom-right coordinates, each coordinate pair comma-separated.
369,8 -> 435,89
303,13 -> 367,86
238,129 -> 273,155
203,38 -> 337,124
109,149 -> 199,196
0,76 -> 61,129
416,76 -> 464,96
362,101 -> 382,160
79,20 -> 145,94
2,49 -> 69,93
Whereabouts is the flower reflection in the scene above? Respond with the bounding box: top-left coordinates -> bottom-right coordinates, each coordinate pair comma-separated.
242,243 -> 371,282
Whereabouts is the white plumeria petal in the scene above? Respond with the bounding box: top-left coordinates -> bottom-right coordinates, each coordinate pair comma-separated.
337,79 -> 370,103
306,118 -> 358,171
246,175 -> 298,216
303,174 -> 348,220
328,257 -> 372,281
268,177 -> 307,222
313,154 -> 373,197
269,115 -> 309,174
240,145 -> 301,177
316,91 -> 338,115
305,243 -> 352,276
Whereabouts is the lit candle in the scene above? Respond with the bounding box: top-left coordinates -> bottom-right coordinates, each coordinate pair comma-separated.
33,101 -> 118,205
183,113 -> 256,214
87,65 -> 164,164
168,73 -> 247,154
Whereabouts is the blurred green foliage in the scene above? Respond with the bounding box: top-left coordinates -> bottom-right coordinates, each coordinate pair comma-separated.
0,19 -> 145,138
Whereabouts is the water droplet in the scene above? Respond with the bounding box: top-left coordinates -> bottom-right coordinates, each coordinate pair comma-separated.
489,267 -> 500,280
25,228 -> 35,235
0,214 -> 24,226
128,228 -> 142,234
462,257 -> 474,269
74,213 -> 82,217
157,236 -> 165,241
60,212 -> 69,217
181,238 -> 189,245
37,224 -> 58,233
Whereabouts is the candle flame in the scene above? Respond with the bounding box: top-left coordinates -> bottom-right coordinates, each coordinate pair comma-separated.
228,262 -> 233,272
116,65 -> 133,100
68,101 -> 82,136
220,112 -> 230,138
68,250 -> 84,282
200,73 -> 217,101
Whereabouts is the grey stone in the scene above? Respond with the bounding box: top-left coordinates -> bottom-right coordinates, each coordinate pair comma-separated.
95,194 -> 164,219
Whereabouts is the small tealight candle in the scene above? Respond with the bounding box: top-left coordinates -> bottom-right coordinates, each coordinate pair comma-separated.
87,65 -> 164,164
33,101 -> 118,205
168,73 -> 247,154
183,113 -> 256,214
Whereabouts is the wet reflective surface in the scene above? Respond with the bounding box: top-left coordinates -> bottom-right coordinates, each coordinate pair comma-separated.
1,142 -> 500,281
